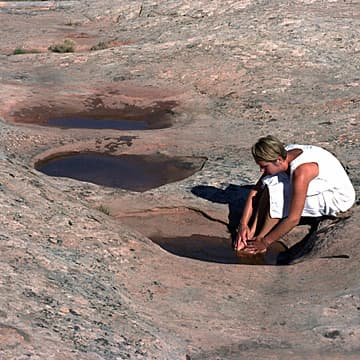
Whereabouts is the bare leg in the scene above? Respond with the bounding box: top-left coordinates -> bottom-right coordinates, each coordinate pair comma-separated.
248,186 -> 280,238
243,187 -> 281,255
255,209 -> 280,238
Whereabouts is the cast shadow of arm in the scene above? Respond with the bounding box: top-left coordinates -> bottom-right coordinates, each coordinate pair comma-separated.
191,184 -> 253,248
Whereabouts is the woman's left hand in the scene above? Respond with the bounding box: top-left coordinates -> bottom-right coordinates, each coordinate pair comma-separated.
242,236 -> 268,254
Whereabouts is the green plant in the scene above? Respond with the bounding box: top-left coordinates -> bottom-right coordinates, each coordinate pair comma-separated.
12,48 -> 40,55
97,205 -> 111,216
64,19 -> 81,26
48,39 -> 76,53
90,40 -> 115,51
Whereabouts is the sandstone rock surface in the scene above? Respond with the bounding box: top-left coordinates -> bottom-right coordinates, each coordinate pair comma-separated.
0,1 -> 359,359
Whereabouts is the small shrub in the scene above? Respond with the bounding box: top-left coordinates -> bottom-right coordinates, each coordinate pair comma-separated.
12,48 -> 40,55
90,40 -> 114,51
64,19 -> 81,26
48,39 -> 76,53
97,205 -> 111,216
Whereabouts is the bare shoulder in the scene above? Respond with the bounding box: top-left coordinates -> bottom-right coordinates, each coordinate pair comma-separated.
293,162 -> 319,181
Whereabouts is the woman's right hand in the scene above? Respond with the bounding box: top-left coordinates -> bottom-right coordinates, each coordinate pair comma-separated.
234,224 -> 252,251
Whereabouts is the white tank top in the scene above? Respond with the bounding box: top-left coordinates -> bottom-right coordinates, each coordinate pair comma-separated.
285,144 -> 355,212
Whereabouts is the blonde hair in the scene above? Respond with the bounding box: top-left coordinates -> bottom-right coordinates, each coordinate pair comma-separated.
251,135 -> 287,162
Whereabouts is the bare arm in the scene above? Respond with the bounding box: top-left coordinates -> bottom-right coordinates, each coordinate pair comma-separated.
234,178 -> 263,250
263,162 -> 319,246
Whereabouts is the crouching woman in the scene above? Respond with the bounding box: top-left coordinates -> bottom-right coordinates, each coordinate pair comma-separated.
235,135 -> 356,253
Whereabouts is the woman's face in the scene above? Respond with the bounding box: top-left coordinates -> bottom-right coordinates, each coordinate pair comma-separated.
256,159 -> 283,176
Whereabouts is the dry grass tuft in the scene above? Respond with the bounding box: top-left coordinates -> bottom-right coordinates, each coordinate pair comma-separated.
48,39 -> 76,53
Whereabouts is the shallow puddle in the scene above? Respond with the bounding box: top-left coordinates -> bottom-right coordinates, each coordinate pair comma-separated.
47,116 -> 149,130
11,101 -> 176,130
35,152 -> 205,191
150,234 -> 267,265
117,208 -> 286,265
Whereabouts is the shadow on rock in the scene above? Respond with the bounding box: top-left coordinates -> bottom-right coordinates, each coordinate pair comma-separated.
191,184 -> 253,248
278,214 -> 352,265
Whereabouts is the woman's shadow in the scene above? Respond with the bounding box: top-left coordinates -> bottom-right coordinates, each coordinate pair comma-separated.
191,184 -> 252,248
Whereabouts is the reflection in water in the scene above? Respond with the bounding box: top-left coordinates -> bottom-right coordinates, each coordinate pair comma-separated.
48,117 -> 149,130
36,153 -> 205,192
12,101 -> 177,130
